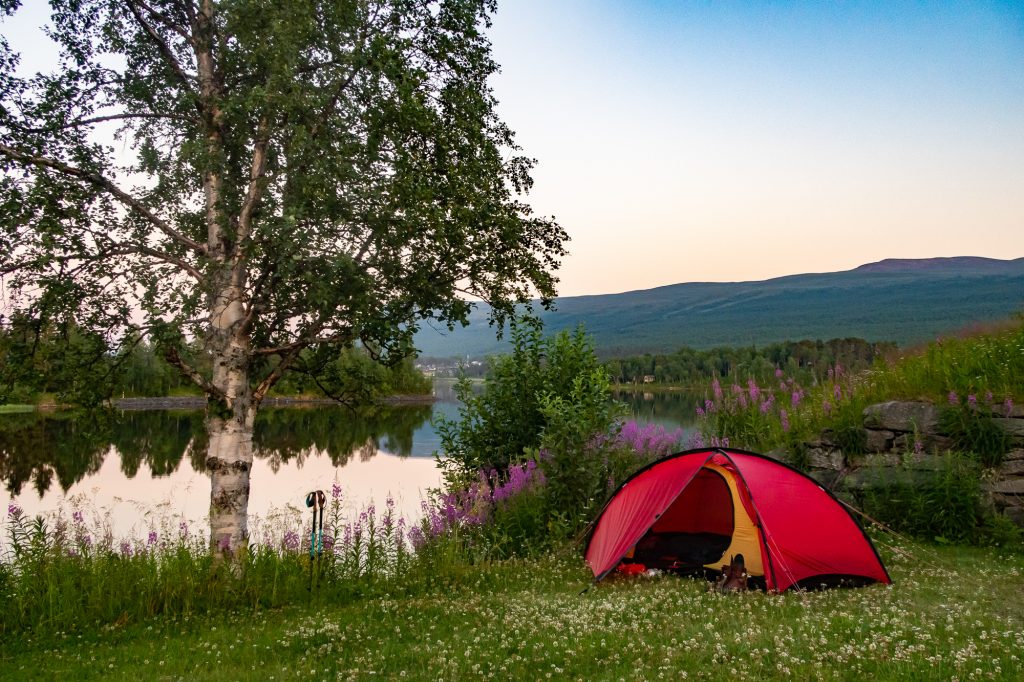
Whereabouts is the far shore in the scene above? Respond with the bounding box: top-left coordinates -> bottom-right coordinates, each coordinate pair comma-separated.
0,393 -> 437,413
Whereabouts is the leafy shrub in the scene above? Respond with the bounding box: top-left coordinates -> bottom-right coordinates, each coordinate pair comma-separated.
435,320 -> 615,484
939,396 -> 1011,468
853,454 -> 1018,547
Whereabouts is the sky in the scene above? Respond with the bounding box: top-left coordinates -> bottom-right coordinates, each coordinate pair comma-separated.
4,1 -> 1023,297
485,1 -> 1024,295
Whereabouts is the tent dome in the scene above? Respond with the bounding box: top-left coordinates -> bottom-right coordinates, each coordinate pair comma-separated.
584,448 -> 890,592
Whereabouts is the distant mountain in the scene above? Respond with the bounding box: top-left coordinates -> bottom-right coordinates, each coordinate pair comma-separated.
414,257 -> 1024,358
852,256 -> 1024,274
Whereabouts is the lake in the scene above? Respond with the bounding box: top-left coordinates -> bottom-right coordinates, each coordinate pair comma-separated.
0,382 -> 700,540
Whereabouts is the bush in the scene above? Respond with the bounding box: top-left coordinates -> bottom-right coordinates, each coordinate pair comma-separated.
435,320 -> 618,483
853,454 -> 1020,547
431,319 -> 690,554
939,396 -> 1011,468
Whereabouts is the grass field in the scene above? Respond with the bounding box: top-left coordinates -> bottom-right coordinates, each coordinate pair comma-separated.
3,536 -> 1022,681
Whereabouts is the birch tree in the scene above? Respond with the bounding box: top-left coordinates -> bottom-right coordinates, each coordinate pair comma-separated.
0,0 -> 566,552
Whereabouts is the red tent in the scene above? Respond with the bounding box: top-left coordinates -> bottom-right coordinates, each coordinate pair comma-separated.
584,448 -> 890,592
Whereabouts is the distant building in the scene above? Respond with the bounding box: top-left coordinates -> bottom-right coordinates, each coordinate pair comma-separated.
642,375 -> 655,384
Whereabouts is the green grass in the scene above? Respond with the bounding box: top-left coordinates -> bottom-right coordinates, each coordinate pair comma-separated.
0,404 -> 35,414
2,538 -> 1022,680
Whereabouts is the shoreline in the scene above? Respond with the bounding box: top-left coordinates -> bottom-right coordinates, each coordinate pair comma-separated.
1,393 -> 438,413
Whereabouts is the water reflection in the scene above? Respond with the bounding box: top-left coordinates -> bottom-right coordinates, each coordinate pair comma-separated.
0,404 -> 433,498
614,389 -> 701,432
0,387 -> 701,539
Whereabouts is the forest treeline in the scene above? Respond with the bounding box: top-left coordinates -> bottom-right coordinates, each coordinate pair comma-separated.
605,337 -> 897,387
0,315 -> 429,405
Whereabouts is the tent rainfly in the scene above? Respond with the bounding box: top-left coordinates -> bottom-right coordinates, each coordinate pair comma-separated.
584,448 -> 891,592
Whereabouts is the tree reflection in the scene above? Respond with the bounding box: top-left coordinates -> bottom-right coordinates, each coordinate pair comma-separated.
0,404 -> 433,496
613,389 -> 702,426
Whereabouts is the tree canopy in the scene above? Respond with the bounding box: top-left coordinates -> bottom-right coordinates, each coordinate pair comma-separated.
0,0 -> 566,550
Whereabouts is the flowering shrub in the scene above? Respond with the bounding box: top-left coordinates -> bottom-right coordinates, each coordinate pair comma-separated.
417,419 -> 685,558
1,485 -> 431,634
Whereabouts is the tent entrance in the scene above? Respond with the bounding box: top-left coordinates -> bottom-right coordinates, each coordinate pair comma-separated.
630,467 -> 735,570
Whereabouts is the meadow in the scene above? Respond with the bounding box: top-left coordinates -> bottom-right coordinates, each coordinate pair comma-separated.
2,536 -> 1022,681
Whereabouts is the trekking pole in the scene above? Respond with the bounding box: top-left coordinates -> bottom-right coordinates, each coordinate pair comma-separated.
316,490 -> 326,557
306,491 -> 319,591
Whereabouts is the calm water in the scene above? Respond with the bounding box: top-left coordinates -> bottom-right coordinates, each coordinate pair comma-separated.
0,382 -> 698,539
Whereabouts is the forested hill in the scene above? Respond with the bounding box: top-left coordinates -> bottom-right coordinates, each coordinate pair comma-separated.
414,257 -> 1024,358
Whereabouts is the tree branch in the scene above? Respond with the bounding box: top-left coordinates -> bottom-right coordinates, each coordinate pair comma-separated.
252,329 -> 355,357
165,344 -> 223,399
236,115 -> 271,247
131,0 -> 198,47
124,0 -> 198,92
0,143 -> 208,255
17,112 -> 190,133
251,345 -> 304,404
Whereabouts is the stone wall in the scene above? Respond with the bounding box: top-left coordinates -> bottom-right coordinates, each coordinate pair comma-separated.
798,400 -> 1024,527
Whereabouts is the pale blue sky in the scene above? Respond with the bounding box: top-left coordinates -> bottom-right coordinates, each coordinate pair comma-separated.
4,2 -> 1023,296
486,1 -> 1024,294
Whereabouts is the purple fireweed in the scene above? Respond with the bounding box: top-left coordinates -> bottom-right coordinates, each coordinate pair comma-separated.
408,526 -> 426,549
147,531 -> 158,546
179,520 -> 188,538
332,482 -> 343,500
914,440 -> 924,455
985,391 -> 994,405
712,379 -> 723,401
73,510 -> 84,524
1006,398 -> 1015,417
791,391 -> 803,407
948,391 -> 959,406
695,405 -> 705,418
775,368 -> 784,379
283,530 -> 300,551
833,384 -> 842,402
780,409 -> 790,433
7,502 -> 21,518
747,379 -> 760,401
823,399 -> 832,415
119,541 -> 133,557
967,394 -> 978,409
705,399 -> 715,414
492,460 -> 545,503
616,421 -> 683,457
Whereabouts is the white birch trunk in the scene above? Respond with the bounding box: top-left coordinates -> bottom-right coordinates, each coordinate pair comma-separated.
206,280 -> 254,554
206,408 -> 254,552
